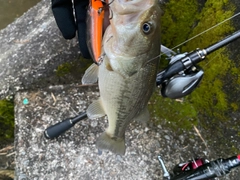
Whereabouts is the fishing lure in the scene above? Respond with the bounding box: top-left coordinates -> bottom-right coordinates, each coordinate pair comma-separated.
86,0 -> 109,65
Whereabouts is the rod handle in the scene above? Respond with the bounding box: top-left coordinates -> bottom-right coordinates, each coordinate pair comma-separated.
44,112 -> 87,139
44,118 -> 75,139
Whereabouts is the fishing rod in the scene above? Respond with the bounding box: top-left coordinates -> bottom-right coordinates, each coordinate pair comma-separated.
158,155 -> 240,180
44,29 -> 240,139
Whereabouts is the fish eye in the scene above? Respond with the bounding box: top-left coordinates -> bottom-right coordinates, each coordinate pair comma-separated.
142,23 -> 152,34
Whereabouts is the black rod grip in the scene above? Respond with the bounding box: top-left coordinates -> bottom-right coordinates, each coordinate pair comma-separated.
44,112 -> 87,139
71,112 -> 87,124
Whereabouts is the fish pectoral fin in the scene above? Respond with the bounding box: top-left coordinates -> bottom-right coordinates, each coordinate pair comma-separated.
81,63 -> 99,85
87,99 -> 106,119
96,132 -> 126,155
133,107 -> 150,126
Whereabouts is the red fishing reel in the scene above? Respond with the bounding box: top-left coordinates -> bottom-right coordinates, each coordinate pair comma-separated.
172,158 -> 215,180
173,158 -> 207,174
158,155 -> 240,180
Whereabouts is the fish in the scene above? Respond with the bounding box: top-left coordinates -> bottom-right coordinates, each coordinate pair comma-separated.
82,0 -> 162,155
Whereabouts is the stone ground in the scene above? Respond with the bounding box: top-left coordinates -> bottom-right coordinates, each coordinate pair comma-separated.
14,84 -> 240,180
0,142 -> 14,180
0,0 -> 81,100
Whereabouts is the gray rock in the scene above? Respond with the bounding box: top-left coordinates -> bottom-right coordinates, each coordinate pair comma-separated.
0,0 -> 81,99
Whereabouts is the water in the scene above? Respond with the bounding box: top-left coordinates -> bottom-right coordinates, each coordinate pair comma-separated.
0,0 -> 41,30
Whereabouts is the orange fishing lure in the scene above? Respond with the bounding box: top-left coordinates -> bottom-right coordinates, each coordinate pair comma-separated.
87,0 -> 107,65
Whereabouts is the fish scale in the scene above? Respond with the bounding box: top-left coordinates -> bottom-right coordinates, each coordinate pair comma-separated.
98,58 -> 159,154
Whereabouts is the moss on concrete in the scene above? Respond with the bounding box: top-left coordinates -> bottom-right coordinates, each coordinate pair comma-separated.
56,56 -> 92,78
0,99 -> 14,140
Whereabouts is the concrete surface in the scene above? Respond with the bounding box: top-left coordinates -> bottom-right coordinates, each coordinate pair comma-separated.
0,0 -> 81,100
14,85 -> 239,180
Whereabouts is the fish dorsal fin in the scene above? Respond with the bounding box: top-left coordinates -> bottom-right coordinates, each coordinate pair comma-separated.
87,99 -> 106,119
81,63 -> 99,84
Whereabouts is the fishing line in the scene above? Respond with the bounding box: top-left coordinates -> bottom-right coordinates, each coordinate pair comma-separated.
143,12 -> 240,66
203,54 -> 219,69
145,12 -> 240,66
171,11 -> 240,51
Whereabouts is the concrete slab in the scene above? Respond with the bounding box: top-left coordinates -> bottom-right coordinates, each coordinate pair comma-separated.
14,84 -> 240,180
0,0 -> 82,99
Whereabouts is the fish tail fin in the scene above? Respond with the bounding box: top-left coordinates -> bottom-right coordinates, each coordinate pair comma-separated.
96,132 -> 126,155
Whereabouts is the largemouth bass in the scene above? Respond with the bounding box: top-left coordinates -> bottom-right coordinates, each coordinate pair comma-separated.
82,0 -> 161,155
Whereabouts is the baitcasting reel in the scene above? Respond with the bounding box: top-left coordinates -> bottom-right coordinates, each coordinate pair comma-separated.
158,30 -> 240,99
159,51 -> 204,99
